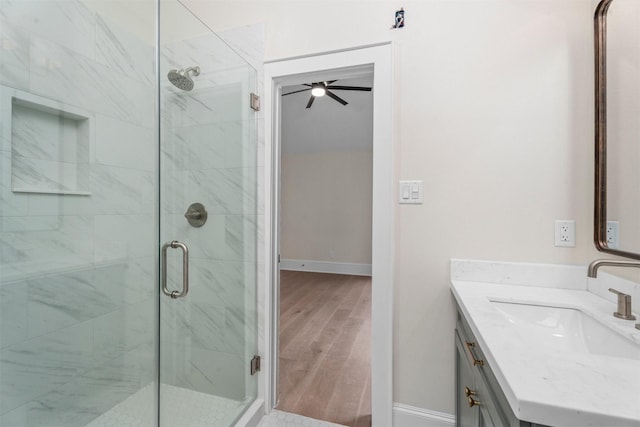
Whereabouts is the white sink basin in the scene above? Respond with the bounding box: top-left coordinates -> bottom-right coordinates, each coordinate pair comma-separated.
491,301 -> 640,359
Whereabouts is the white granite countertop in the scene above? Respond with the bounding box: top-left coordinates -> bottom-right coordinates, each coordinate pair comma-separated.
451,259 -> 640,427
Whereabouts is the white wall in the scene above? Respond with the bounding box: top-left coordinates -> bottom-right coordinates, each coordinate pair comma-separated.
281,150 -> 373,265
185,0 -> 610,416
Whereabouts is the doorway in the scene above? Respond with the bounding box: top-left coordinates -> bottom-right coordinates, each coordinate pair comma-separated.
276,75 -> 374,425
263,44 -> 394,427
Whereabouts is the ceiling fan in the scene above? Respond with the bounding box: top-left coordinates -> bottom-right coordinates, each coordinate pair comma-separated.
282,80 -> 372,108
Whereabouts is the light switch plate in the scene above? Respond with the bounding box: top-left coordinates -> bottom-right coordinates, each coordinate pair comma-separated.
399,180 -> 423,204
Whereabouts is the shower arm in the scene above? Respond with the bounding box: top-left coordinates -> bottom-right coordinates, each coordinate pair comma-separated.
184,66 -> 200,76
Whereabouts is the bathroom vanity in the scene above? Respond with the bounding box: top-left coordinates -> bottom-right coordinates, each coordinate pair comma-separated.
455,307 -> 549,427
451,259 -> 640,427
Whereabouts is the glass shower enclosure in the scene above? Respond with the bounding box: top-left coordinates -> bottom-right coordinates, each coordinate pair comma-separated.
0,0 -> 258,425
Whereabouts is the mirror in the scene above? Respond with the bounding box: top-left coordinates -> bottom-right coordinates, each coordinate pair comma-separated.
594,0 -> 640,260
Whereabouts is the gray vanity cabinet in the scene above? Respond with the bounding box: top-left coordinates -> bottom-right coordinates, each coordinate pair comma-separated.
455,328 -> 478,427
455,325 -> 498,427
455,307 -> 549,427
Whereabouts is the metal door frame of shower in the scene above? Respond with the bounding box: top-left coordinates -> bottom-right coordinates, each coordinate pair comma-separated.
263,43 -> 394,426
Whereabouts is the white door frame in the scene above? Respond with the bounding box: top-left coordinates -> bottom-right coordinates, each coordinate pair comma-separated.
263,43 -> 394,426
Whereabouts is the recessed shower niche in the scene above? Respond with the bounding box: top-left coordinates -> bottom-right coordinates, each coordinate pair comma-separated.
1,86 -> 93,195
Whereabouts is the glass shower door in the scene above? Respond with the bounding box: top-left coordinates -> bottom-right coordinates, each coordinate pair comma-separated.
158,2 -> 258,426
0,1 -> 159,426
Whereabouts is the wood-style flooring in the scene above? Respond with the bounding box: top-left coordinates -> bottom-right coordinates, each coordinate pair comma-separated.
277,270 -> 371,427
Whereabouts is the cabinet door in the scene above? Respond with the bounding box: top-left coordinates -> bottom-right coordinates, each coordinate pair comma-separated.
455,330 -> 477,427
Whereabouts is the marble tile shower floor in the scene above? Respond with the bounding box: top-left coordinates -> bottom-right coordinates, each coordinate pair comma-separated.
86,384 -> 345,427
86,383 -> 249,427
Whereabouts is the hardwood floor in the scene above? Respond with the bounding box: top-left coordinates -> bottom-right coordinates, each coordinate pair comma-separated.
277,271 -> 372,427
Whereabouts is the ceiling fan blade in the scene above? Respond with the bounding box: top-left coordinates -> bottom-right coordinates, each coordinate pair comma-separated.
325,80 -> 338,85
326,85 -> 372,91
282,88 -> 312,96
306,95 -> 315,108
326,90 -> 348,106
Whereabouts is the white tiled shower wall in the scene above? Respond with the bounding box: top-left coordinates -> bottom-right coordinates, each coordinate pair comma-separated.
0,0 -> 264,425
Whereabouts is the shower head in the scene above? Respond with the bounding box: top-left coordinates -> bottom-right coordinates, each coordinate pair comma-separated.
167,66 -> 200,91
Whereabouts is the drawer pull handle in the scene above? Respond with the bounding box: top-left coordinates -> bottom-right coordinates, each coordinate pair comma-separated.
468,396 -> 481,407
465,341 -> 485,366
464,386 -> 476,397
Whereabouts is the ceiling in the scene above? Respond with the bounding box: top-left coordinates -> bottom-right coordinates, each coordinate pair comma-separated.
281,75 -> 374,154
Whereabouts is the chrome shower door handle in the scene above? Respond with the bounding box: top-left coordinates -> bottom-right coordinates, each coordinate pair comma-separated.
161,240 -> 190,299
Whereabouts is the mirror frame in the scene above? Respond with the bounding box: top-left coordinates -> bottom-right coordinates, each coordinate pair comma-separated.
594,0 -> 640,260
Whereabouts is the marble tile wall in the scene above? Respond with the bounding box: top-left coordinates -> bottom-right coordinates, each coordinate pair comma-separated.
159,24 -> 261,402
0,1 -> 157,425
217,24 -> 265,401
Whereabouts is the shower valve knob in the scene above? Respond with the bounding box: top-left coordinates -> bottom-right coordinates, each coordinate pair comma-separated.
184,203 -> 207,228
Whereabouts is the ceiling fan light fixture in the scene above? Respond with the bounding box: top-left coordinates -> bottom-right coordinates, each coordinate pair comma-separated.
281,80 -> 371,108
311,85 -> 326,97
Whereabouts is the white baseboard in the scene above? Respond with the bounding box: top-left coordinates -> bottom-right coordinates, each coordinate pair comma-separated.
280,259 -> 372,276
393,403 -> 455,427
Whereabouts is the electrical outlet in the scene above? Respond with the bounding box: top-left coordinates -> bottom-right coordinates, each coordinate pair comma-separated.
555,220 -> 576,247
606,220 -> 619,249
